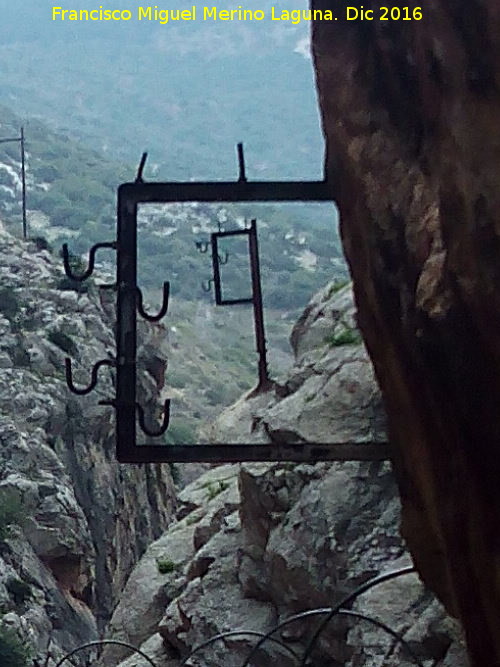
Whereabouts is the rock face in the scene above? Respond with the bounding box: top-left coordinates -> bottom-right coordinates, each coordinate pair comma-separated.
202,281 -> 385,446
312,4 -> 500,664
0,223 -> 176,664
103,284 -> 465,667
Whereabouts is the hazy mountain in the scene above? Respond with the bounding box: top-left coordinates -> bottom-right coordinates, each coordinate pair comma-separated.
0,0 -> 324,180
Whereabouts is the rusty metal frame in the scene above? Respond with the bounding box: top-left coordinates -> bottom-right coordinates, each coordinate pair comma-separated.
111,167 -> 390,463
62,146 -> 389,463
210,219 -> 272,392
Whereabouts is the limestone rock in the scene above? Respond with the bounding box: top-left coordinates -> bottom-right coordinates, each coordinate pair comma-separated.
105,285 -> 465,667
312,2 -> 500,663
0,222 -> 176,664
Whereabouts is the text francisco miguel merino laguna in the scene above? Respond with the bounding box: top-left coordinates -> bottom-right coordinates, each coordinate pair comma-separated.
52,5 -> 422,24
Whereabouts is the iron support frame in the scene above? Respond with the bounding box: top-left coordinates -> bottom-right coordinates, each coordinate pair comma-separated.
113,177 -> 390,463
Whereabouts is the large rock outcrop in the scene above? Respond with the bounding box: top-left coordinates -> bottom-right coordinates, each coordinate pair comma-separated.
312,4 -> 500,664
103,284 -> 465,666
0,223 -> 176,664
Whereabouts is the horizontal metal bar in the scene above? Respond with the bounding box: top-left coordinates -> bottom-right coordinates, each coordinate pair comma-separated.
217,297 -> 253,306
0,137 -> 21,144
214,228 -> 250,239
116,442 -> 390,464
119,180 -> 332,204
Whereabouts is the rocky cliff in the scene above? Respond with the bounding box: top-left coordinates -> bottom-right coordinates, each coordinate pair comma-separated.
312,3 -> 500,664
102,284 -> 466,666
0,222 -> 176,664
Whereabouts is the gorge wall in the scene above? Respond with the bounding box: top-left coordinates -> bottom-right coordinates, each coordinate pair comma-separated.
102,283 -> 465,667
312,2 -> 500,664
0,224 -> 176,664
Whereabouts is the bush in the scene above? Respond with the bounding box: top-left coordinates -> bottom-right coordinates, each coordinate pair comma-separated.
205,480 -> 229,500
0,288 -> 20,321
11,344 -> 30,368
168,462 -> 180,486
325,279 -> 350,300
325,329 -> 363,347
5,578 -> 31,605
0,626 -> 31,667
156,557 -> 178,574
56,277 -> 88,294
29,236 -> 53,253
0,489 -> 24,542
47,329 -> 77,356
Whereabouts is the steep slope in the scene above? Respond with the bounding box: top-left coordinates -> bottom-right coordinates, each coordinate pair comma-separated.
102,285 -> 466,666
312,3 -> 500,664
0,222 -> 176,664
0,104 -> 348,440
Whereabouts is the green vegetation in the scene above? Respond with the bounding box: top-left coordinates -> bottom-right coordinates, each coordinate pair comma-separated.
325,329 -> 363,347
205,480 -> 229,500
168,462 -> 180,486
29,236 -> 52,253
47,329 -> 77,356
185,513 -> 202,526
164,421 -> 196,445
0,489 -> 24,542
156,557 -> 179,575
325,279 -> 351,300
11,341 -> 30,368
5,578 -> 31,606
0,288 -> 20,321
0,626 -> 31,667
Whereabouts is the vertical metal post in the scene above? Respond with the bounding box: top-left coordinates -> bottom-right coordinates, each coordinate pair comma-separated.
248,219 -> 271,391
211,232 -> 223,305
20,126 -> 27,239
116,192 -> 138,460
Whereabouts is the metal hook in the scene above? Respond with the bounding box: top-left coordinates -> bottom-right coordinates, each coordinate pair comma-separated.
62,241 -> 116,282
136,282 -> 169,322
195,240 -> 210,254
135,152 -> 148,183
136,400 -> 171,437
218,252 -> 229,265
201,278 -> 214,292
65,358 -> 115,396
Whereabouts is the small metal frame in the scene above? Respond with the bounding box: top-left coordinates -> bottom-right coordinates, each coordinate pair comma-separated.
208,218 -> 271,392
62,144 -> 390,464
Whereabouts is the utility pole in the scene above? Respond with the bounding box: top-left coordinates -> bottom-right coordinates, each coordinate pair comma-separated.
0,127 -> 28,239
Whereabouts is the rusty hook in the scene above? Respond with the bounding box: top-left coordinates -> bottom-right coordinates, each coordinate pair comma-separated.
136,400 -> 171,437
65,358 -> 115,396
62,241 -> 116,282
201,278 -> 214,293
136,282 -> 170,322
195,240 -> 210,253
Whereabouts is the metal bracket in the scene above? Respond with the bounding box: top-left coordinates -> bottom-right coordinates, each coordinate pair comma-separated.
62,142 -> 389,464
65,358 -> 115,396
209,219 -> 271,391
62,241 -> 116,282
136,283 -> 170,322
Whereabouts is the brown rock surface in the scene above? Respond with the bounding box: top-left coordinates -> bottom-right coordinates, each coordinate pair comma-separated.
312,3 -> 500,664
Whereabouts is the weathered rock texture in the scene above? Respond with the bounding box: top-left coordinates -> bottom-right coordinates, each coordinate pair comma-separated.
0,223 -> 176,664
312,4 -> 500,664
103,284 -> 465,667
201,281 -> 385,446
